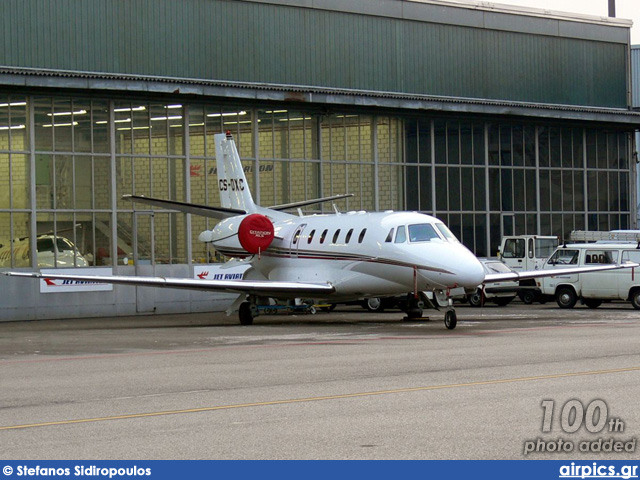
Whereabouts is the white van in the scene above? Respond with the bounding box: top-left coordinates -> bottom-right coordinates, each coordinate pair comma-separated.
539,243 -> 640,309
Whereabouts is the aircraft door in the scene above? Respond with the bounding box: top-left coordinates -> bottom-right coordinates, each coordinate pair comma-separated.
289,224 -> 307,257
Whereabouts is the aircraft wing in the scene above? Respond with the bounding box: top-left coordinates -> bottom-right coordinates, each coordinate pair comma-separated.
483,263 -> 639,284
122,195 -> 246,219
2,271 -> 335,296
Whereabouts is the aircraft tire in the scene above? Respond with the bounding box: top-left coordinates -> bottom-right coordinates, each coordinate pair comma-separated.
239,302 -> 254,325
444,310 -> 457,330
556,287 -> 577,309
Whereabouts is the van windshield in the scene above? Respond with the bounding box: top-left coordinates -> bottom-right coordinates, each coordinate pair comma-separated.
548,249 -> 579,265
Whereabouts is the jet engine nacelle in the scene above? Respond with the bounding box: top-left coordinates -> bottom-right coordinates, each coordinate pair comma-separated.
237,214 -> 275,254
198,214 -> 274,257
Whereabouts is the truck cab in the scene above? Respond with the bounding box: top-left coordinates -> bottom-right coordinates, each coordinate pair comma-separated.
498,235 -> 558,303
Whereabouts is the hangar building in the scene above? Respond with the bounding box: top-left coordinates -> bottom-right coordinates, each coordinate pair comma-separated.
1,0 -> 639,321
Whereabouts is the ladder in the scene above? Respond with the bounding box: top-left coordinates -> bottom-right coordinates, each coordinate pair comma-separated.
569,230 -> 640,243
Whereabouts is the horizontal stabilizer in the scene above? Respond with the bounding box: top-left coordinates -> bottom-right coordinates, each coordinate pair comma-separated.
122,195 -> 246,219
483,262 -> 639,284
2,271 -> 335,297
269,194 -> 354,211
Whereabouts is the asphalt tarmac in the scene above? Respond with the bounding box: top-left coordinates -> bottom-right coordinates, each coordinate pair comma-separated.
1,302 -> 639,460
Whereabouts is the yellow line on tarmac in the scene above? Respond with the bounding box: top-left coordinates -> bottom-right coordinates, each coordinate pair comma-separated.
2,365 -> 639,431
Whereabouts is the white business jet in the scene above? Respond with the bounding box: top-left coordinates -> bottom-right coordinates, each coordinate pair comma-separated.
3,133 -> 636,329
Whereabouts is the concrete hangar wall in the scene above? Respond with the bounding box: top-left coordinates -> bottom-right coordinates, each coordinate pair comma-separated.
0,0 -> 639,322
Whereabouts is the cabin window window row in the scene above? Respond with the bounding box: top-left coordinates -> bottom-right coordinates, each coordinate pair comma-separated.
303,227 -> 367,245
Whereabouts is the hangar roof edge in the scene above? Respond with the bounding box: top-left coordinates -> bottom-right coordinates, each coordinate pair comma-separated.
408,0 -> 632,28
1,66 -> 639,126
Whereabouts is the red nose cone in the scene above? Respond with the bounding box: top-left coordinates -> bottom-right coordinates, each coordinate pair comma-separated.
238,214 -> 274,254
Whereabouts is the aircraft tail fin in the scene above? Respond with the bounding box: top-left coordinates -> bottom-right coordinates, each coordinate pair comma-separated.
215,132 -> 257,213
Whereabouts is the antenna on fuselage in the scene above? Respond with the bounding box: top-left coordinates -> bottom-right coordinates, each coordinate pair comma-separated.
297,208 -> 304,217
332,204 -> 341,215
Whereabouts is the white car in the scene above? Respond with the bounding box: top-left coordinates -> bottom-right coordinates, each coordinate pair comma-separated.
0,235 -> 89,268
467,258 -> 518,307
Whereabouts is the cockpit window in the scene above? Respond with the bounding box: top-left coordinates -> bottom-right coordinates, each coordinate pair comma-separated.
408,224 -> 441,242
394,226 -> 406,244
434,223 -> 459,242
385,228 -> 394,243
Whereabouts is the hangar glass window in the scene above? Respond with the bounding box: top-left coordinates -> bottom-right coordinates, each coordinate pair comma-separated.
30,96 -> 111,268
115,101 -> 188,265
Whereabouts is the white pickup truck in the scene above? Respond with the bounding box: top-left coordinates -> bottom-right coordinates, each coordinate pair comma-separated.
498,235 -> 558,304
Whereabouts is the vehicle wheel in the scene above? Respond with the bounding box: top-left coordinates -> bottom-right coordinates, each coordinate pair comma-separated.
468,289 -> 484,307
239,302 -> 254,325
630,289 -> 640,310
493,296 -> 515,307
363,297 -> 384,313
583,299 -> 602,309
556,287 -> 577,309
444,310 -> 457,330
521,290 -> 535,305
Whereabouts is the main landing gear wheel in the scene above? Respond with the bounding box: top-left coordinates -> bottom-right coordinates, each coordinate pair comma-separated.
239,302 -> 255,325
444,310 -> 457,330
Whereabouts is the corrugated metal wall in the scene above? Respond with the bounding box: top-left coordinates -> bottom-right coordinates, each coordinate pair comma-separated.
0,0 -> 629,108
633,46 -> 640,108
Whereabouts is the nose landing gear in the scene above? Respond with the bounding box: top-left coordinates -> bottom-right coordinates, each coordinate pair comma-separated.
444,308 -> 457,330
435,289 -> 458,330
